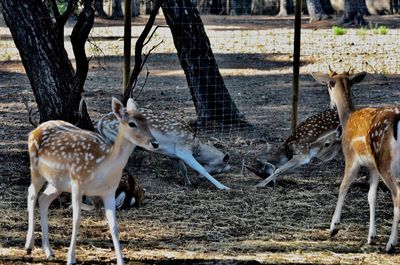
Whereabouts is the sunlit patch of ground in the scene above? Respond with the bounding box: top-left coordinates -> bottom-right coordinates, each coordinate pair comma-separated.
1,14 -> 400,264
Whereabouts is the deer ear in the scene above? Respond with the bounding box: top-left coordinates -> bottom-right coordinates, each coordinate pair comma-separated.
112,97 -> 125,121
311,72 -> 331,85
350,72 -> 367,85
127,98 -> 138,112
223,153 -> 230,163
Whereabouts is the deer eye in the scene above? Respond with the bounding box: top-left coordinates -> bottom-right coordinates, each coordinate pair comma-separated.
324,142 -> 330,147
329,80 -> 336,88
128,122 -> 137,128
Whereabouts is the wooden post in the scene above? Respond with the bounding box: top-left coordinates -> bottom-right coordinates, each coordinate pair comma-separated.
123,0 -> 132,94
292,0 -> 302,131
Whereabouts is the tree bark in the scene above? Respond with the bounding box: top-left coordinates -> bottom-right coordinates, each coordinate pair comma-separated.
1,0 -> 94,130
278,0 -> 294,16
122,0 -> 162,105
112,0 -> 123,18
161,0 -> 245,125
132,0 -> 140,16
336,0 -> 369,26
94,0 -> 108,17
306,0 -> 330,22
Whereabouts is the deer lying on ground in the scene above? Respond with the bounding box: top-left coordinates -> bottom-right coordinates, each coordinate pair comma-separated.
253,109 -> 342,187
25,98 -> 158,265
313,69 -> 400,253
97,108 -> 231,190
82,170 -> 145,211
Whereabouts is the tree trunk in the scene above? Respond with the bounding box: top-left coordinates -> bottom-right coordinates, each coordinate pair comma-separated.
320,0 -> 334,14
1,0 -> 94,130
132,0 -> 140,16
278,0 -> 294,16
336,0 -> 369,26
112,0 -> 124,17
393,0 -> 400,14
306,0 -> 330,21
95,0 -> 108,17
161,0 -> 245,125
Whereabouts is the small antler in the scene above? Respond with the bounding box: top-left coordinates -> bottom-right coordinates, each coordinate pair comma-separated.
344,66 -> 352,76
328,65 -> 337,77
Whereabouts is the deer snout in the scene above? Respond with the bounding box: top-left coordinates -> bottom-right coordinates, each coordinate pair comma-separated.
151,141 -> 159,149
264,163 -> 276,177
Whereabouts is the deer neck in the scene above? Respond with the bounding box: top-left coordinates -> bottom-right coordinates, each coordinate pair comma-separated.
334,93 -> 354,128
105,123 -> 136,168
195,142 -> 218,162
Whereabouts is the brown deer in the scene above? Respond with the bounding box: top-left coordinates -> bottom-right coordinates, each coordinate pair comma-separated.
97,108 -> 231,190
25,98 -> 158,265
313,70 -> 400,253
253,109 -> 342,187
81,170 -> 145,211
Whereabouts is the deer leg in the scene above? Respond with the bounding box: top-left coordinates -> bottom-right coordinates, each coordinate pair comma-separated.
25,172 -> 45,253
256,154 -> 310,188
102,193 -> 124,265
330,161 -> 360,237
383,175 -> 400,253
367,170 -> 379,244
67,184 -> 82,265
177,150 -> 229,190
115,191 -> 126,210
387,204 -> 400,253
171,158 -> 191,186
39,184 -> 62,259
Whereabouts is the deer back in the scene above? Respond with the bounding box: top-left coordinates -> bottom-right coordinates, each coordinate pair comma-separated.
98,108 -> 198,151
28,120 -> 113,183
284,109 -> 341,160
368,108 -> 400,175
251,109 -> 341,179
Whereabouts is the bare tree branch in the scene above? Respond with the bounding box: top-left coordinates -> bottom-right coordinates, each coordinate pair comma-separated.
143,25 -> 160,47
22,97 -> 38,127
134,68 -> 150,100
50,0 -> 74,45
122,0 -> 163,105
70,0 -> 95,130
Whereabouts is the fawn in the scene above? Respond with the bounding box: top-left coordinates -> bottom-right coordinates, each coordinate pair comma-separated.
25,98 -> 158,265
254,109 -> 342,187
97,108 -> 230,190
313,69 -> 400,252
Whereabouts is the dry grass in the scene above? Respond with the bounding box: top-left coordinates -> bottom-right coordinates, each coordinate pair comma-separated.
1,14 -> 400,264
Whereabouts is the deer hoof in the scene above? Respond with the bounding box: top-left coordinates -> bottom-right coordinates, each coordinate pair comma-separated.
368,236 -> 377,245
386,244 -> 396,254
330,228 -> 339,237
25,248 -> 32,255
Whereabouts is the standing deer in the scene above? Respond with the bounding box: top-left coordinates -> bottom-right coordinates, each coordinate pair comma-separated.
97,108 -> 231,190
25,98 -> 158,265
253,109 -> 342,187
313,70 -> 400,253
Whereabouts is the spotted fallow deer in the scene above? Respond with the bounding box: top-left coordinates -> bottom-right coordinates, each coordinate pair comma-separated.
253,109 -> 342,187
25,98 -> 158,265
312,70 -> 400,253
97,108 -> 231,190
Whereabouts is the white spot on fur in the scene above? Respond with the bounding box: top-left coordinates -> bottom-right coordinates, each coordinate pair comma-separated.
96,156 -> 105,164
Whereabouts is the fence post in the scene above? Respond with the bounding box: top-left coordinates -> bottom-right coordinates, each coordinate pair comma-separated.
123,0 -> 132,95
292,0 -> 302,131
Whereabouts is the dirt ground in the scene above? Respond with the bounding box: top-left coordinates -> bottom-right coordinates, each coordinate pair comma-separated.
2,13 -> 400,264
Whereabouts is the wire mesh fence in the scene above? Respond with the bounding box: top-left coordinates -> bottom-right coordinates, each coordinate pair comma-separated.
2,1 -> 399,142
101,0 -> 399,142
